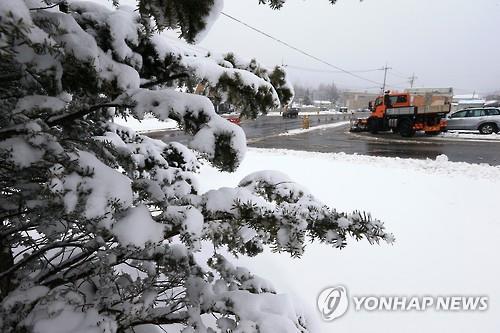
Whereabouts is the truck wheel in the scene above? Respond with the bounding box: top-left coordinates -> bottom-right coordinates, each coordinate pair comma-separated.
367,117 -> 379,134
478,123 -> 497,135
399,119 -> 415,137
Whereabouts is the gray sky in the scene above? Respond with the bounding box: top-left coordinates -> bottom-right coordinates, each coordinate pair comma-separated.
199,0 -> 500,95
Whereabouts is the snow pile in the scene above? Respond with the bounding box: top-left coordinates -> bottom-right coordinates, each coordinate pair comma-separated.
439,130 -> 500,141
279,121 -> 349,136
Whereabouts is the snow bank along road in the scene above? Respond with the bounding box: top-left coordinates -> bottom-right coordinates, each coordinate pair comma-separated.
199,148 -> 500,333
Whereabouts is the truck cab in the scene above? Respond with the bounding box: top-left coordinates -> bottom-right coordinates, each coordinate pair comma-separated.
371,93 -> 411,118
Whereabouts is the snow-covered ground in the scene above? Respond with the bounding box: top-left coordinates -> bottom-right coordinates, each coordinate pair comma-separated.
199,148 -> 500,333
439,130 -> 500,142
113,116 -> 178,133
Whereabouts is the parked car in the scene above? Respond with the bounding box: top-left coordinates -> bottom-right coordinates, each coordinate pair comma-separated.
221,114 -> 241,126
445,108 -> 500,134
282,107 -> 299,118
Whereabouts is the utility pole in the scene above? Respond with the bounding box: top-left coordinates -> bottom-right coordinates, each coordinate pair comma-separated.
409,73 -> 417,88
381,64 -> 392,93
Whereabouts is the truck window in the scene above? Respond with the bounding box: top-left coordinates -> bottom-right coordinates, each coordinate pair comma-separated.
396,95 -> 408,103
374,97 -> 383,107
386,95 -> 406,106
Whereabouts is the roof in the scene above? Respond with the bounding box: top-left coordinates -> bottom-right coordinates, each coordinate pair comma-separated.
453,94 -> 483,100
457,99 -> 486,104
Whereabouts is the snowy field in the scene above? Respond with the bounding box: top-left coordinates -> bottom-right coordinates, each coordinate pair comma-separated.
198,148 -> 500,333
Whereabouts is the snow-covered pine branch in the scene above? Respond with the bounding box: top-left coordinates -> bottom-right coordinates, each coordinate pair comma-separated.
0,1 -> 391,333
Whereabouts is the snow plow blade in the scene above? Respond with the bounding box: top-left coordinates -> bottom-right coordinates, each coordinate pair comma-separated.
349,118 -> 368,132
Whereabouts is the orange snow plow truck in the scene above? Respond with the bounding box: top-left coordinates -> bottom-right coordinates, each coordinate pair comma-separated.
350,88 -> 453,137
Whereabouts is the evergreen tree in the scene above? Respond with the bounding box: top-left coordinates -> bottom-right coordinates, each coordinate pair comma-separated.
317,82 -> 340,102
0,1 -> 392,332
303,89 -> 313,105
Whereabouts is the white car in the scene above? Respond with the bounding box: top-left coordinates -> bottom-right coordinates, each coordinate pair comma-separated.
446,108 -> 500,134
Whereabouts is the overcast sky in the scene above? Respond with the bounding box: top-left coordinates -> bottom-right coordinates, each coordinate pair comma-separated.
198,0 -> 500,94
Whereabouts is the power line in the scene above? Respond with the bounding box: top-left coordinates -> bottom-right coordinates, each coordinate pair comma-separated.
387,71 -> 409,80
284,64 -> 384,74
392,68 -> 412,77
220,11 -> 384,86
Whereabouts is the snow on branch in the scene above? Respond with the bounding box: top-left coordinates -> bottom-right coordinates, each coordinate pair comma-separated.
201,171 -> 393,257
114,88 -> 247,170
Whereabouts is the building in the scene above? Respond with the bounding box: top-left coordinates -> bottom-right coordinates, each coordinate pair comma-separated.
343,91 -> 379,111
452,93 -> 485,112
313,100 -> 333,110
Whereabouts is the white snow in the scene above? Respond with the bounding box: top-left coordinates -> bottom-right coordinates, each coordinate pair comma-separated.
151,34 -> 281,109
439,130 -> 500,142
30,304 -> 116,333
113,205 -> 165,248
203,187 -> 274,215
165,205 -> 204,241
113,88 -> 247,164
279,121 -> 349,136
192,0 -> 224,44
61,151 -> 133,219
113,116 -> 178,133
14,95 -> 67,114
2,286 -> 49,311
106,5 -> 142,68
198,148 -> 500,333
0,137 -> 44,167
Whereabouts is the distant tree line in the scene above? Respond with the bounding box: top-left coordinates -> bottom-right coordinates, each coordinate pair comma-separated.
293,82 -> 340,105
485,93 -> 500,101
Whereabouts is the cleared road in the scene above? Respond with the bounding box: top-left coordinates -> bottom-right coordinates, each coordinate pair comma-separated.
149,114 -> 500,166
